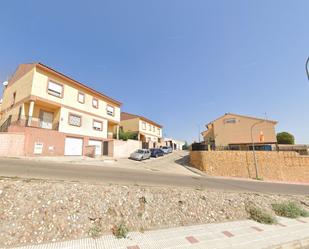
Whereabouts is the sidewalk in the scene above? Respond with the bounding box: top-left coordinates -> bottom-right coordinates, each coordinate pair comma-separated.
7,217 -> 309,249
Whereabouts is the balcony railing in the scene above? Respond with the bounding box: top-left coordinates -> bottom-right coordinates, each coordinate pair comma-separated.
5,115 -> 59,131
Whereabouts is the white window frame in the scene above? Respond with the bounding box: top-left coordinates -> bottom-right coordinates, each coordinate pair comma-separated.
93,120 -> 103,131
142,122 -> 146,130
68,113 -> 82,127
47,81 -> 63,98
106,105 -> 115,116
92,98 -> 99,108
78,92 -> 85,104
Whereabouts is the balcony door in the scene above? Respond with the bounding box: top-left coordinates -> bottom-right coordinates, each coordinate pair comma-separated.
40,111 -> 53,129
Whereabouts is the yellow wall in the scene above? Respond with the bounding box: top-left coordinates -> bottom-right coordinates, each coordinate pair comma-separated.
0,68 -> 34,123
59,107 -> 108,138
120,118 -> 162,141
207,114 -> 277,146
120,118 -> 140,132
31,68 -> 121,123
139,120 -> 162,138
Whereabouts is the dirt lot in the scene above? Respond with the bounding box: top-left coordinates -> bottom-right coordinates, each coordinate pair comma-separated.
1,177 -> 309,248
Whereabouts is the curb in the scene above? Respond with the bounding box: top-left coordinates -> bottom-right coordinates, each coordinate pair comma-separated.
267,237 -> 309,249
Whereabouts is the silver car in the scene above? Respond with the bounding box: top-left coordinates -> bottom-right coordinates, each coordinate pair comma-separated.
130,149 -> 151,161
161,146 -> 173,154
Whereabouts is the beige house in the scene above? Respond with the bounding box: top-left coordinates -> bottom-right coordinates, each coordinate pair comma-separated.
0,63 -> 121,156
201,113 -> 278,150
120,112 -> 163,147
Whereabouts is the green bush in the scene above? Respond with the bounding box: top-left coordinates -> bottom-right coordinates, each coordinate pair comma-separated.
276,132 -> 295,144
118,129 -> 138,141
248,207 -> 277,224
272,202 -> 309,218
112,223 -> 129,239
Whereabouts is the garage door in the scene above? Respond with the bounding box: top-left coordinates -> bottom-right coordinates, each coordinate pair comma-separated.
88,140 -> 102,156
64,137 -> 83,156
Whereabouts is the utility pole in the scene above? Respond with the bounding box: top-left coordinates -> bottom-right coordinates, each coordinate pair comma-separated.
250,119 -> 264,179
306,57 -> 309,80
197,124 -> 201,143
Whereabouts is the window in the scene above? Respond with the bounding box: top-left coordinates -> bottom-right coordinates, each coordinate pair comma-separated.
92,98 -> 98,108
47,81 -> 63,98
157,128 -> 161,135
93,120 -> 103,131
142,122 -> 146,130
152,125 -> 155,132
68,113 -> 81,127
224,118 -> 237,124
77,92 -> 85,104
11,92 -> 16,106
148,124 -> 151,131
106,105 -> 115,116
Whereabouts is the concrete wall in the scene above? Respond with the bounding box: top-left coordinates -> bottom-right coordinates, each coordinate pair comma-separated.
112,139 -> 142,158
0,133 -> 25,156
190,151 -> 309,183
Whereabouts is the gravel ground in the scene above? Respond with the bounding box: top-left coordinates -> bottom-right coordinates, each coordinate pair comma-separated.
0,177 -> 309,248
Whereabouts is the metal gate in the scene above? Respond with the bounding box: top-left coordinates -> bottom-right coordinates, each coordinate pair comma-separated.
142,142 -> 149,149
103,141 -> 109,156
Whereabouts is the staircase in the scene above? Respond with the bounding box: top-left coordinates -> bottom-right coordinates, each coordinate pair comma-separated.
0,115 -> 12,132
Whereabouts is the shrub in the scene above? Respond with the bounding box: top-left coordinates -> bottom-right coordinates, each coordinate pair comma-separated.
88,224 -> 102,238
248,207 -> 277,224
119,129 -> 138,141
112,223 -> 129,239
272,202 -> 309,218
276,132 -> 295,144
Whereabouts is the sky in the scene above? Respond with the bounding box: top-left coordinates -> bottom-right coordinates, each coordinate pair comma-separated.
0,0 -> 309,143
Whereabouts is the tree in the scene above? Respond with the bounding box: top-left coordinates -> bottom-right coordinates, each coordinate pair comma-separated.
182,141 -> 189,150
277,132 -> 295,145
118,129 -> 138,141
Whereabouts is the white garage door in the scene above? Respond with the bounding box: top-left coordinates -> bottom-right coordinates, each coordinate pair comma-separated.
64,137 -> 83,156
88,140 -> 102,156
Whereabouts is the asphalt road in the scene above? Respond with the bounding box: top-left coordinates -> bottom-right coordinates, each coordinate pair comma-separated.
0,157 -> 308,195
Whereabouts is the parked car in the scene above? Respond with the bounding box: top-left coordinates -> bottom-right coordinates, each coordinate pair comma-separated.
129,149 -> 151,161
150,148 -> 164,158
160,146 -> 173,154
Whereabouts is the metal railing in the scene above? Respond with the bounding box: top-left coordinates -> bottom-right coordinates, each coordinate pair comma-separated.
0,115 -> 59,131
0,115 -> 12,132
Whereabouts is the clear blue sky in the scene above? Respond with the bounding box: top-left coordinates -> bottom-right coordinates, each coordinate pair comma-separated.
1,0 -> 308,143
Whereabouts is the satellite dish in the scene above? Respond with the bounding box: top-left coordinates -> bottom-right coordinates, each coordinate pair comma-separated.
2,81 -> 8,86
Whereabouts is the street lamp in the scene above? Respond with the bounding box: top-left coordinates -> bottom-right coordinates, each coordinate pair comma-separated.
250,120 -> 264,179
306,57 -> 309,80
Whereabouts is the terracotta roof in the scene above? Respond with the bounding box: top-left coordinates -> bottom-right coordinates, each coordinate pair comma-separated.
206,113 -> 278,127
8,62 -> 122,107
121,112 -> 162,128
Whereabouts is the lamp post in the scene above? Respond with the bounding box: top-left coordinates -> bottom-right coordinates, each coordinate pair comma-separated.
306,57 -> 309,80
250,120 -> 264,179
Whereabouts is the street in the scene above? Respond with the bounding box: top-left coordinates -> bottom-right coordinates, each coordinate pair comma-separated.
0,152 -> 308,195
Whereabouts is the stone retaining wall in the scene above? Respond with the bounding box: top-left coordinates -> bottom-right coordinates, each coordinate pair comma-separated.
190,151 -> 309,183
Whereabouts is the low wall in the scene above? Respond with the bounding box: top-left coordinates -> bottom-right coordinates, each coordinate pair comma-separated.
0,132 -> 25,156
112,139 -> 142,158
190,151 -> 309,183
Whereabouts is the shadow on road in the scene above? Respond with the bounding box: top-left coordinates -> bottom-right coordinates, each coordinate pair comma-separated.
174,153 -> 204,176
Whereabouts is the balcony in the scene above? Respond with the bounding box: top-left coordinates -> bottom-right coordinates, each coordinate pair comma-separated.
8,115 -> 59,131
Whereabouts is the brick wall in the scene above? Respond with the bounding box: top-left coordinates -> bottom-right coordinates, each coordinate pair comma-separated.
0,133 -> 25,156
190,151 -> 309,183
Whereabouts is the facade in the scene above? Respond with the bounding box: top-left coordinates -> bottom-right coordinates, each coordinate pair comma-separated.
164,138 -> 185,150
0,63 -> 122,156
120,112 -> 163,147
201,113 -> 278,150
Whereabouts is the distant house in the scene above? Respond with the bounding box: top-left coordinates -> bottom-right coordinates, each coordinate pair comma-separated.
201,113 -> 278,150
164,138 -> 185,150
120,112 -> 163,148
